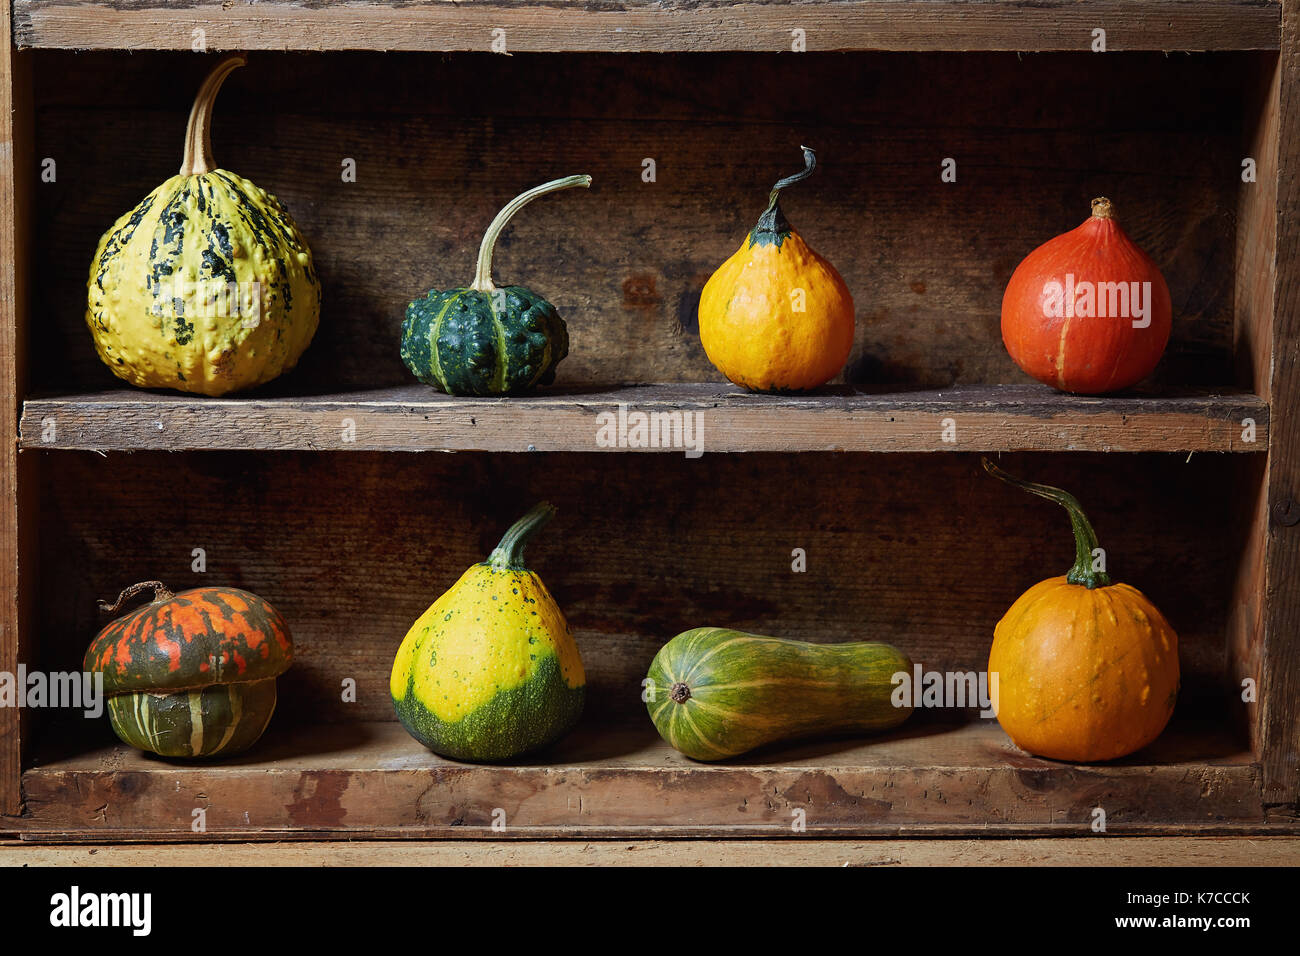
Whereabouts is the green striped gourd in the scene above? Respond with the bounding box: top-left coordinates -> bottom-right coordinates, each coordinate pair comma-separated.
400,175 -> 590,395
646,627 -> 912,761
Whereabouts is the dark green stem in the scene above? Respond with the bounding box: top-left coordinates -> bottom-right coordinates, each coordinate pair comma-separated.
981,458 -> 1112,589
750,146 -> 817,246
485,502 -> 556,570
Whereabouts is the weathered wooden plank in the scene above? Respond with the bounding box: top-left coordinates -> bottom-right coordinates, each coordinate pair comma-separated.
1227,55 -> 1278,760
30,450 -> 1248,725
30,51 -> 1246,393
9,720 -> 1266,837
0,2 -> 35,818
10,1 -> 1282,54
5,836 -> 1300,865
1259,1 -> 1300,808
18,384 -> 1269,452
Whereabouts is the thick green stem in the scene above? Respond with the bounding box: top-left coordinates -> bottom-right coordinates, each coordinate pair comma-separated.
470,175 -> 592,293
485,502 -> 557,570
751,145 -> 817,245
981,458 -> 1112,589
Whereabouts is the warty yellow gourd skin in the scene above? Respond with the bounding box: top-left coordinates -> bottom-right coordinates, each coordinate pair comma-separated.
86,171 -> 320,395
85,54 -> 320,396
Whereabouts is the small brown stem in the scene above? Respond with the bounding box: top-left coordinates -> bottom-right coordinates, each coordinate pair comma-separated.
99,581 -> 174,615
670,682 -> 692,703
180,53 -> 247,176
1090,197 -> 1116,220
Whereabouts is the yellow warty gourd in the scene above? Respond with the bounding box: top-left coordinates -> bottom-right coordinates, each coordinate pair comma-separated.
85,54 -> 320,396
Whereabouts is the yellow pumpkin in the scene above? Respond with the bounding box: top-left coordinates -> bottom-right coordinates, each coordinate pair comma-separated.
983,459 -> 1179,763
698,147 -> 854,391
86,54 -> 320,396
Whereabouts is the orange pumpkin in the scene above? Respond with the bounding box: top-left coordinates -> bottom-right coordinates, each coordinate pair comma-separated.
983,459 -> 1179,762
698,147 -> 854,391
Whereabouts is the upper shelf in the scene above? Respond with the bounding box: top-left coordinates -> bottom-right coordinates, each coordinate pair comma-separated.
11,0 -> 1281,53
19,383 -> 1267,453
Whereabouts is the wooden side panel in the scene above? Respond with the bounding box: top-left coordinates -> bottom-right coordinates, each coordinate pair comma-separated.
29,51 -> 1249,393
9,0 -> 1283,54
1259,2 -> 1300,808
1229,55 -> 1279,758
0,4 -> 35,817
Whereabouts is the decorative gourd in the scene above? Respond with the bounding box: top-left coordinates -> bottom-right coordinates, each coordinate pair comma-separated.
85,54 -> 321,396
390,503 -> 585,761
645,627 -> 911,761
1001,198 -> 1171,394
697,147 -> 855,392
83,582 -> 293,758
401,175 -> 591,395
982,459 -> 1179,762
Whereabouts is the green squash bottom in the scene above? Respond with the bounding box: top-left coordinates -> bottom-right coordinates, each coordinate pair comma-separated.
106,678 -> 279,758
393,654 -> 584,763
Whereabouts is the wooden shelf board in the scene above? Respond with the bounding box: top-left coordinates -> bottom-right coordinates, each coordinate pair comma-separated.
11,1 -> 1281,53
18,383 -> 1267,453
6,836 -> 1300,865
9,718 -> 1273,838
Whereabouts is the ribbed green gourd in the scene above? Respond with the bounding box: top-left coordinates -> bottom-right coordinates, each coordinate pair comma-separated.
400,175 -> 591,396
646,627 -> 912,761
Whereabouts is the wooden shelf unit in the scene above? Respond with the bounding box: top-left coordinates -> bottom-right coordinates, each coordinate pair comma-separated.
2,1 -> 1298,841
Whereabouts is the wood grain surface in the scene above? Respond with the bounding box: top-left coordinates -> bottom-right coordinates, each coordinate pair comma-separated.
9,719 -> 1271,838
26,449 -> 1249,727
10,1 -> 1283,54
1258,1 -> 1300,808
18,384 -> 1269,453
28,50 -> 1251,393
5,837 -> 1299,866
0,2 -> 35,818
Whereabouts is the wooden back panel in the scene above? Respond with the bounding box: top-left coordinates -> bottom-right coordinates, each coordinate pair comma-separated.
36,450 -> 1243,736
29,50 -> 1255,393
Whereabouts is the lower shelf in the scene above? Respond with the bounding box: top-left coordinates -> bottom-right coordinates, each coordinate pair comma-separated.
9,718 -> 1277,840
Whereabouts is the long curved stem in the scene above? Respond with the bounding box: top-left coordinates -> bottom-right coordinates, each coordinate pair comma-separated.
470,175 -> 592,293
180,53 -> 247,176
982,458 -> 1112,589
752,145 -> 817,240
99,581 -> 174,615
485,502 -> 557,570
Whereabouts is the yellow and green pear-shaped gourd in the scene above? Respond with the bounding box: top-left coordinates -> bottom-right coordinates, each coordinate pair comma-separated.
390,503 -> 586,762
85,53 -> 321,396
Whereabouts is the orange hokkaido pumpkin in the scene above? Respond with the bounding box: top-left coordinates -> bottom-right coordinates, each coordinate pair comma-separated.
698,147 -> 854,391
983,459 -> 1179,762
1001,197 -> 1172,394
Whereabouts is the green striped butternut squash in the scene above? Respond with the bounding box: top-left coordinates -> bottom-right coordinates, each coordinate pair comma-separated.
645,627 -> 912,761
